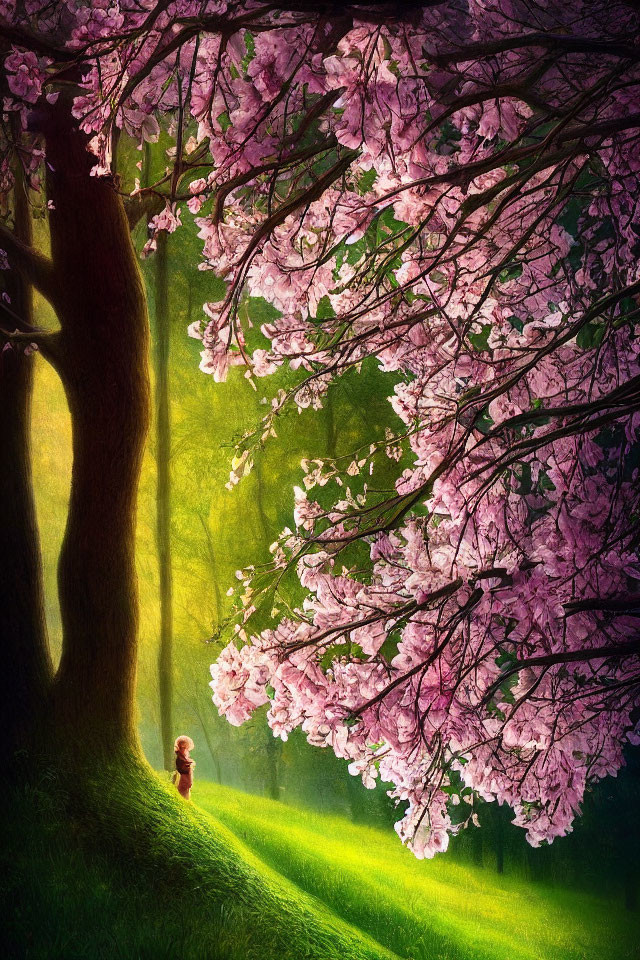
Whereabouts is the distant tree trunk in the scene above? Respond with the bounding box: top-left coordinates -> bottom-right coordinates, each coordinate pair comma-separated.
264,725 -> 281,801
492,802 -> 505,874
46,101 -> 150,755
495,829 -> 504,875
190,693 -> 222,783
526,842 -> 544,882
0,165 -> 52,744
198,512 -> 223,629
471,823 -> 484,868
252,468 -> 283,801
345,769 -> 364,823
153,229 -> 175,771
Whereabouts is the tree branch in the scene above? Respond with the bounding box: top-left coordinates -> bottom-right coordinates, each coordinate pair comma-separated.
0,223 -> 57,305
431,33 -> 640,65
123,192 -> 165,233
483,643 -> 640,705
0,325 -> 62,367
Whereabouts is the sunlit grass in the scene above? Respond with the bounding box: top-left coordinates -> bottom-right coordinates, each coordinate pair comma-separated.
3,759 -> 396,960
5,759 -> 637,959
197,781 -> 639,960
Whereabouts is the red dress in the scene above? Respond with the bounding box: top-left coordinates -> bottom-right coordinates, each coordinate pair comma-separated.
175,752 -> 194,799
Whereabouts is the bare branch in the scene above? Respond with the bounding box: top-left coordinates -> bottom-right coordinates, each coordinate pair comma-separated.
483,643 -> 640,706
0,223 -> 57,306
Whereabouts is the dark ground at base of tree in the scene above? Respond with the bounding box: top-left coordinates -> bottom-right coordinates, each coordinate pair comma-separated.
0,755 -> 394,960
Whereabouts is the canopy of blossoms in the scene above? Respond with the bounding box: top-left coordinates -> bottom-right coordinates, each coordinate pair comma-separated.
2,0 -> 640,857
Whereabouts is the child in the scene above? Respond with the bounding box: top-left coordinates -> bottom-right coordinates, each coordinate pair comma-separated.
174,735 -> 195,800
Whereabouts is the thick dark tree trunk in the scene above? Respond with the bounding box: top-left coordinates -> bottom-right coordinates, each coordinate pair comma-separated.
44,103 -> 150,755
0,170 -> 52,743
153,229 -> 175,771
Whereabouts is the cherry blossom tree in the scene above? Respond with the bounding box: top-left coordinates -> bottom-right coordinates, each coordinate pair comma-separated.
1,1 -> 639,859
194,1 -> 640,856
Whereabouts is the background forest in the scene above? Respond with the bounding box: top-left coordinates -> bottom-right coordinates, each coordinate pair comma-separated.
30,204 -> 640,911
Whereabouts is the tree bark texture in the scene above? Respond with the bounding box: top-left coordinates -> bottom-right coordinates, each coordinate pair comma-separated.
0,168 -> 52,743
44,100 -> 150,753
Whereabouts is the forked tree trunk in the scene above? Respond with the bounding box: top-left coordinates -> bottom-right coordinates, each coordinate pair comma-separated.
45,102 -> 150,755
0,168 -> 52,743
153,229 -> 175,771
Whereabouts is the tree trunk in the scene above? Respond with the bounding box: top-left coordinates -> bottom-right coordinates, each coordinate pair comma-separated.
345,769 -> 364,823
153,229 -> 175,771
264,725 -> 281,801
194,699 -> 223,783
495,826 -> 505,875
44,102 -> 150,755
199,512 -> 223,630
526,841 -> 544,882
492,802 -> 505,874
0,169 -> 52,744
471,822 -> 484,868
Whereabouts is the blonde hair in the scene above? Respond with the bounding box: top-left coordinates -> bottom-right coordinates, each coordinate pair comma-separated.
174,735 -> 194,753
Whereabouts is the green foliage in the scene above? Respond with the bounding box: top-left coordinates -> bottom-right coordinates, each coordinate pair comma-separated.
467,323 -> 492,352
576,322 -> 606,349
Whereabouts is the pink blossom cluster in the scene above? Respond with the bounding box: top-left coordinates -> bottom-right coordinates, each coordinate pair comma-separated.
203,4 -> 640,855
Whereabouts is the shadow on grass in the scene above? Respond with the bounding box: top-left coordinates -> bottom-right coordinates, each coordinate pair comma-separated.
1,753 -> 397,960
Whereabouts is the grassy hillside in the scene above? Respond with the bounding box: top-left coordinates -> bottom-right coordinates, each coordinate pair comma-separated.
4,765 -> 638,960
2,760 -> 396,960
197,782 -> 640,960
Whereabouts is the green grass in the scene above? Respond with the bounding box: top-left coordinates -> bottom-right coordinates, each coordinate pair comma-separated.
1,757 -> 396,960
196,782 -> 640,960
4,762 -> 637,960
